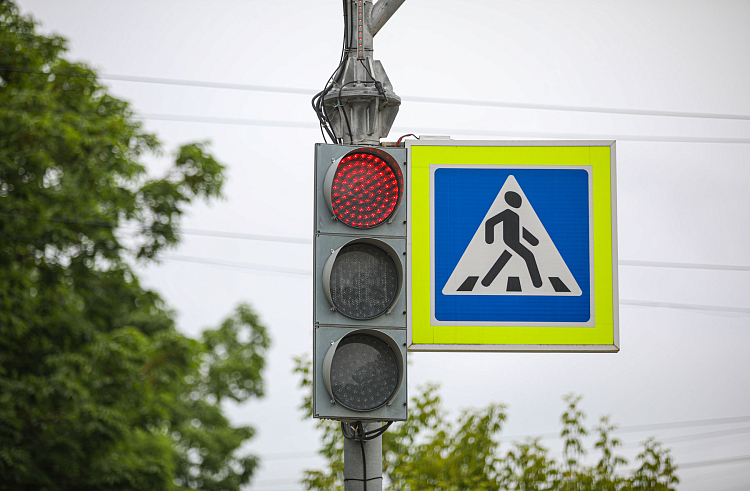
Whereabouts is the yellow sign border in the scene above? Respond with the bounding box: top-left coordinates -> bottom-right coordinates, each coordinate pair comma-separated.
406,141 -> 618,352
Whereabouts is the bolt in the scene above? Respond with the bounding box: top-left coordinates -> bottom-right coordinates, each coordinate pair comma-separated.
403,220 -> 406,224
403,251 -> 406,255
403,311 -> 406,315
403,403 -> 407,406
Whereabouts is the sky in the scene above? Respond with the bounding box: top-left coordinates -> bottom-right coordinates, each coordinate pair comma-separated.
15,0 -> 750,490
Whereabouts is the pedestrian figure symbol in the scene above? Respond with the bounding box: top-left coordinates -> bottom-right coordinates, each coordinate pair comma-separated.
442,175 -> 582,297
483,191 -> 542,289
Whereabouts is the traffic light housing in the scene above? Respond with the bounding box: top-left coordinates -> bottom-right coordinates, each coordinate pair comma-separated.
313,143 -> 408,422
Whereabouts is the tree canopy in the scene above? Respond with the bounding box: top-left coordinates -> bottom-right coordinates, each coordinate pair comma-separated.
1,2 -> 269,490
294,356 -> 679,491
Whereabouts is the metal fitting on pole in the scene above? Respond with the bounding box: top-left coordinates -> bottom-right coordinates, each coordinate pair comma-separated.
323,0 -> 406,145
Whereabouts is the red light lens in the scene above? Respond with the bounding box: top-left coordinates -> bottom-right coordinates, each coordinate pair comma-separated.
330,150 -> 402,229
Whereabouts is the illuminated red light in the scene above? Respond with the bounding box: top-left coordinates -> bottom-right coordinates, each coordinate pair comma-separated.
330,150 -> 402,229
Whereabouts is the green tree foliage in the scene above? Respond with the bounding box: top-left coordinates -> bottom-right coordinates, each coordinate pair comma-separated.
0,2 -> 270,489
293,358 -> 679,491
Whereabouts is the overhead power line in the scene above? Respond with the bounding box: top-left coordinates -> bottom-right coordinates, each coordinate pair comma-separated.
141,113 -> 317,130
180,227 -> 311,245
253,455 -> 750,491
679,454 -> 750,470
655,426 -> 750,445
0,245 -> 709,314
619,454 -> 750,475
162,254 -> 310,277
138,113 -> 750,145
260,415 -> 750,462
620,300 -> 750,315
405,94 -> 750,121
2,86 -> 747,143
162,252 -> 750,315
620,260 -> 750,272
614,415 -> 750,434
102,72 -> 317,96
503,415 -> 750,442
3,66 -> 749,121
3,212 -> 750,274
6,212 -> 750,277
0,211 -> 311,245
90,71 -> 750,121
397,126 -> 750,145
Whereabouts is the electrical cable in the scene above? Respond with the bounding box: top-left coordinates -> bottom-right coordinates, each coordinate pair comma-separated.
3,104 -> 748,144
338,81 -> 355,142
358,424 -> 367,491
138,115 -> 750,144
627,426 -> 750,447
503,415 -> 750,443
621,299 -> 750,315
0,211 -> 311,244
341,421 -> 393,441
359,58 -> 387,102
331,78 -> 386,143
621,454 -> 750,474
3,214 -> 750,270
394,125 -> 750,145
310,0 -> 351,144
395,133 -> 418,145
3,213 -> 750,277
4,65 -> 749,121
309,0 -> 391,145
30,247 -> 750,310
619,260 -> 750,272
161,254 -> 310,277
340,421 -> 393,491
259,415 -> 750,462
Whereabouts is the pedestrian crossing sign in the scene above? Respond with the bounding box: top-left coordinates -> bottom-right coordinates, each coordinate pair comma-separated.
406,140 -> 619,352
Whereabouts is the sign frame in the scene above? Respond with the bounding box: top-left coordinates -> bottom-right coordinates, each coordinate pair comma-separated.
406,140 -> 619,353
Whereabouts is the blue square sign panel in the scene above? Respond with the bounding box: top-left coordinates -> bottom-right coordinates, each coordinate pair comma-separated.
432,166 -> 593,326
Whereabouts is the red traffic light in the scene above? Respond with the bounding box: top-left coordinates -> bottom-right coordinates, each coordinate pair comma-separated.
325,148 -> 403,229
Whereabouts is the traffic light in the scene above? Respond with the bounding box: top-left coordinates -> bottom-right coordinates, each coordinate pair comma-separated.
313,143 -> 407,422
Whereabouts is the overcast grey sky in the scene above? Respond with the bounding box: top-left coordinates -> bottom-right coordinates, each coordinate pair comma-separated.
16,1 -> 750,490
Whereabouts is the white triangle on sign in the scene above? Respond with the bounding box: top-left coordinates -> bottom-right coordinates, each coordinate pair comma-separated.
442,175 -> 582,296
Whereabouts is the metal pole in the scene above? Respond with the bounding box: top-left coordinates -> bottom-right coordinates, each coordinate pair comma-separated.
370,0 -> 406,36
334,0 -> 405,487
344,422 -> 383,491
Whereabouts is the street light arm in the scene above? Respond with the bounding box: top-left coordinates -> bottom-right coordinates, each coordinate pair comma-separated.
369,0 -> 406,36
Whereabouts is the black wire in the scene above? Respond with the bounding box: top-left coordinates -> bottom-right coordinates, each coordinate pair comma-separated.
310,0 -> 351,144
341,421 -> 393,441
396,133 -> 418,145
311,1 -> 391,144
359,59 -> 375,80
335,76 -> 389,143
358,424 -> 367,491
347,0 -> 354,53
340,421 -> 392,491
338,81 -> 357,143
4,67 -> 750,122
358,59 -> 388,102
